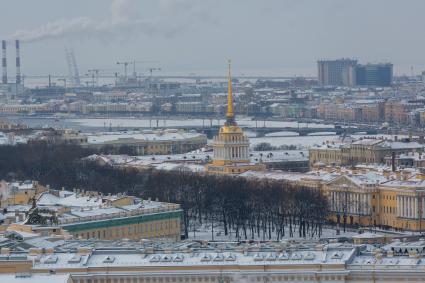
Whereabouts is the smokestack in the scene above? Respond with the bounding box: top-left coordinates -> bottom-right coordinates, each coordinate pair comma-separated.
2,40 -> 6,84
15,40 -> 20,84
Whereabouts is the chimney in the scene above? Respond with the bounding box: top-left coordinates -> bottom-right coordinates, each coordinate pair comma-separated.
15,40 -> 20,84
2,40 -> 6,84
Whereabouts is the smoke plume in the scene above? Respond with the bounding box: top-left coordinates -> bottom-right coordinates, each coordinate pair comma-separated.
8,0 -> 212,43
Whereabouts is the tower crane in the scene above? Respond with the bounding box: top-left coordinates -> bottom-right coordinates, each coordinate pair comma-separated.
116,61 -> 133,80
87,69 -> 100,87
131,60 -> 158,79
148,67 -> 161,78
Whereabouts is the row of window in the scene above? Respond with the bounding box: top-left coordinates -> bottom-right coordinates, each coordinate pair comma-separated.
73,219 -> 179,240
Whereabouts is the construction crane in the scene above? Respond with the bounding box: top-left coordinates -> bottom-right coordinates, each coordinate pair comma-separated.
132,60 -> 158,79
65,46 -> 81,86
148,67 -> 161,77
116,61 -> 133,80
87,69 -> 100,87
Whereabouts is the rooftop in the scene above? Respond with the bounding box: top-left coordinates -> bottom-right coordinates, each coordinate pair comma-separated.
86,129 -> 205,144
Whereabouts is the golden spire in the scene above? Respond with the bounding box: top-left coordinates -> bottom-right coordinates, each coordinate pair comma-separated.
226,59 -> 235,124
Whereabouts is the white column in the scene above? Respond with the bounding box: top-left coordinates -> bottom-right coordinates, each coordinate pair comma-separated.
413,197 -> 416,218
357,193 -> 360,214
367,194 -> 371,214
335,192 -> 338,212
405,196 -> 408,218
336,192 -> 340,212
402,196 -> 405,218
348,193 -> 351,213
412,197 -> 418,218
422,197 -> 425,218
349,193 -> 352,213
396,196 -> 399,217
363,194 -> 366,214
406,196 -> 409,218
413,196 -> 418,219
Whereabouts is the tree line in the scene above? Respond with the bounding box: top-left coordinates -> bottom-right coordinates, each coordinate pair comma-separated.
143,170 -> 328,240
0,142 -> 329,240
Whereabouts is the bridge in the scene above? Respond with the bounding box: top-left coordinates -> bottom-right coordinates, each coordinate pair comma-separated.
142,123 -> 378,138
199,126 -> 378,138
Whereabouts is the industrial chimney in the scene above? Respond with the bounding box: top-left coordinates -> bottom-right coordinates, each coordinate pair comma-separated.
1,40 -> 6,84
15,40 -> 20,84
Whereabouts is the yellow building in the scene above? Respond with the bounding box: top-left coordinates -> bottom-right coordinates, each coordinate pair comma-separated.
309,138 -> 423,167
0,180 -> 46,208
206,61 -> 265,174
324,168 -> 425,231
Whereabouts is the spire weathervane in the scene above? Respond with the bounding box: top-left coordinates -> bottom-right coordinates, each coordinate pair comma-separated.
226,59 -> 235,125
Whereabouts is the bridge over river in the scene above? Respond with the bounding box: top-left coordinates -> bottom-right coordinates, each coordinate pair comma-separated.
143,123 -> 378,138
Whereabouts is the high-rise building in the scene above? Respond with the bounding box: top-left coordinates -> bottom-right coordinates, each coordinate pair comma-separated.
206,61 -> 265,174
317,58 -> 357,86
355,63 -> 393,87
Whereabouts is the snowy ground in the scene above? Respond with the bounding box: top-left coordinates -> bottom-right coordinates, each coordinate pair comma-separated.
186,223 -> 358,242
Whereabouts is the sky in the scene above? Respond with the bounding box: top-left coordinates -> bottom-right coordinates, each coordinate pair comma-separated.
1,0 -> 425,77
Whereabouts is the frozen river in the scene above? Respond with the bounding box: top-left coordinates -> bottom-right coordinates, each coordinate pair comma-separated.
4,115 -> 399,149
4,115 -> 333,130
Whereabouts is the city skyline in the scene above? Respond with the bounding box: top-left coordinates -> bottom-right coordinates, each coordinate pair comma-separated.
1,0 -> 425,76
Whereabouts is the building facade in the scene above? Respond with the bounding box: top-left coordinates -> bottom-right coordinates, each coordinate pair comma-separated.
3,240 -> 425,283
355,63 -> 393,87
317,58 -> 357,86
309,138 -> 423,167
323,169 -> 425,231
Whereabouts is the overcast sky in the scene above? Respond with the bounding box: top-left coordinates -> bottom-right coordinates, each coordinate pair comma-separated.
1,0 -> 425,77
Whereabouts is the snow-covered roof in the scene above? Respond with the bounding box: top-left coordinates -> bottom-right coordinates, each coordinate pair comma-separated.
0,274 -> 70,283
86,129 -> 205,144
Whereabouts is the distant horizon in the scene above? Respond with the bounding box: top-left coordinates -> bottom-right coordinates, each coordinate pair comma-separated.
1,0 -> 425,77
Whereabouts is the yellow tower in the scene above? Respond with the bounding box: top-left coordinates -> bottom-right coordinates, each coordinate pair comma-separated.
206,60 -> 266,174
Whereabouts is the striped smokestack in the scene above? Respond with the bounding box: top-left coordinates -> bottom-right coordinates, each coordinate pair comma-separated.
15,40 -> 21,84
2,40 -> 7,84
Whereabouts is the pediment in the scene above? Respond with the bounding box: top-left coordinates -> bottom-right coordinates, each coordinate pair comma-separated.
325,175 -> 361,189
